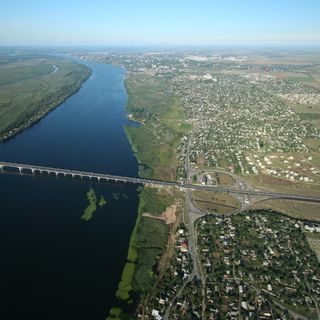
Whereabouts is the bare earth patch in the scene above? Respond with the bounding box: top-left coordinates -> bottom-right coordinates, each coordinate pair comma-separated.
143,204 -> 177,224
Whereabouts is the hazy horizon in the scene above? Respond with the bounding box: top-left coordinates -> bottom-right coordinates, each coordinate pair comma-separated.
1,0 -> 320,47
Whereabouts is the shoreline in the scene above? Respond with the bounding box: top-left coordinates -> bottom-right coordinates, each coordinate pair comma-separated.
0,64 -> 91,142
108,71 -> 188,319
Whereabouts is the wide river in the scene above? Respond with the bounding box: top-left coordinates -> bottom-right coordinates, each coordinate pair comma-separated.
0,60 -> 139,319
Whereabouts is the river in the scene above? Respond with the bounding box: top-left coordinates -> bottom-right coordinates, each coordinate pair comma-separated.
0,60 -> 139,319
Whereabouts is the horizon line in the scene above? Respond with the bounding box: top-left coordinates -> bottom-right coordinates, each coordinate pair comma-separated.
1,43 -> 320,49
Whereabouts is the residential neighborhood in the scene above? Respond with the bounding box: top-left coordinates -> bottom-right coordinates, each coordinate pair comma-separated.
76,51 -> 320,184
196,211 -> 320,319
137,210 -> 320,320
71,51 -> 320,320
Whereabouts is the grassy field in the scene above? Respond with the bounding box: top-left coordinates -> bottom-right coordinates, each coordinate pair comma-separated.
124,73 -> 189,180
305,232 -> 320,261
252,199 -> 320,222
109,73 -> 191,317
283,72 -> 315,83
108,193 -> 183,317
288,101 -> 320,130
283,69 -> 320,90
114,187 -> 180,301
109,187 -> 182,318
216,172 -> 235,186
0,54 -> 91,141
243,173 -> 320,197
192,190 -> 240,214
116,72 -> 191,303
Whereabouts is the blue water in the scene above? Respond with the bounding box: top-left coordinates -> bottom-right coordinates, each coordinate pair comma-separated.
0,62 -> 137,174
0,60 -> 139,319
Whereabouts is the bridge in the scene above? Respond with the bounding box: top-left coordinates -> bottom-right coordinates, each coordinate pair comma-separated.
1,161 -> 320,204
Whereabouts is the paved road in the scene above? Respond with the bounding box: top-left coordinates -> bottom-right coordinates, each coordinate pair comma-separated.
1,161 -> 320,204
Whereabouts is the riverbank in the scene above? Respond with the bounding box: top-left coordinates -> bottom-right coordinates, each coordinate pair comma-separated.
0,56 -> 91,141
123,73 -> 189,180
108,72 -> 190,319
0,60 -> 140,320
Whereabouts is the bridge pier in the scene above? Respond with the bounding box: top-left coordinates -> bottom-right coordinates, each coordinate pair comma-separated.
1,160 -> 320,206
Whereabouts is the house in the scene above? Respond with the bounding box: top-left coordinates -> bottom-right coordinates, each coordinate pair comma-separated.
151,309 -> 162,320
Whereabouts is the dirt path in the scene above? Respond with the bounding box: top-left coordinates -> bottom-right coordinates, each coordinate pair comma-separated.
142,204 -> 177,224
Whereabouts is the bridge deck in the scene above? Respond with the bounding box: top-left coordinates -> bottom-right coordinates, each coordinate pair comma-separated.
1,161 -> 320,204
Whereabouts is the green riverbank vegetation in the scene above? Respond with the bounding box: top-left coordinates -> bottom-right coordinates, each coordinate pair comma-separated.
99,195 -> 107,207
124,73 -> 191,180
107,71 -> 192,319
0,54 -> 91,141
108,186 -> 185,319
115,187 -> 172,299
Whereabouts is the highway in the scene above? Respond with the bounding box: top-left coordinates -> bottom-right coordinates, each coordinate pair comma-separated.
1,161 -> 320,204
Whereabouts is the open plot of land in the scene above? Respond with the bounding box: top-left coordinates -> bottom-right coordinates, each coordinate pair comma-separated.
305,232 -> 320,261
289,101 -> 320,130
143,204 -> 177,224
124,73 -> 188,180
216,172 -> 235,186
0,54 -> 91,140
113,186 -> 185,305
192,190 -> 240,214
244,173 -> 320,197
252,199 -> 320,222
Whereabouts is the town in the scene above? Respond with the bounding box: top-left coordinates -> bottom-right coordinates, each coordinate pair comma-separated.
74,51 -> 320,185
71,51 -> 320,320
139,211 -> 320,320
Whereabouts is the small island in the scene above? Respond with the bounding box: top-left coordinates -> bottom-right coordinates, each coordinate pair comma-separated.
81,188 -> 107,221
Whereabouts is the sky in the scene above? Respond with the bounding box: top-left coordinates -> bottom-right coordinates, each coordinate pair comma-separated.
0,0 -> 320,46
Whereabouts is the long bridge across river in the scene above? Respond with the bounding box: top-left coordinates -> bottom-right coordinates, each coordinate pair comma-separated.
1,161 -> 320,204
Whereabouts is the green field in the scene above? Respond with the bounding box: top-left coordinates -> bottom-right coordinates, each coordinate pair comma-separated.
109,187 -> 173,318
113,72 -> 189,302
299,113 -> 320,121
114,187 -> 173,301
110,72 -> 190,315
0,54 -> 91,140
112,72 -> 190,312
124,73 -> 189,180
192,190 -> 241,214
286,75 -> 314,82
